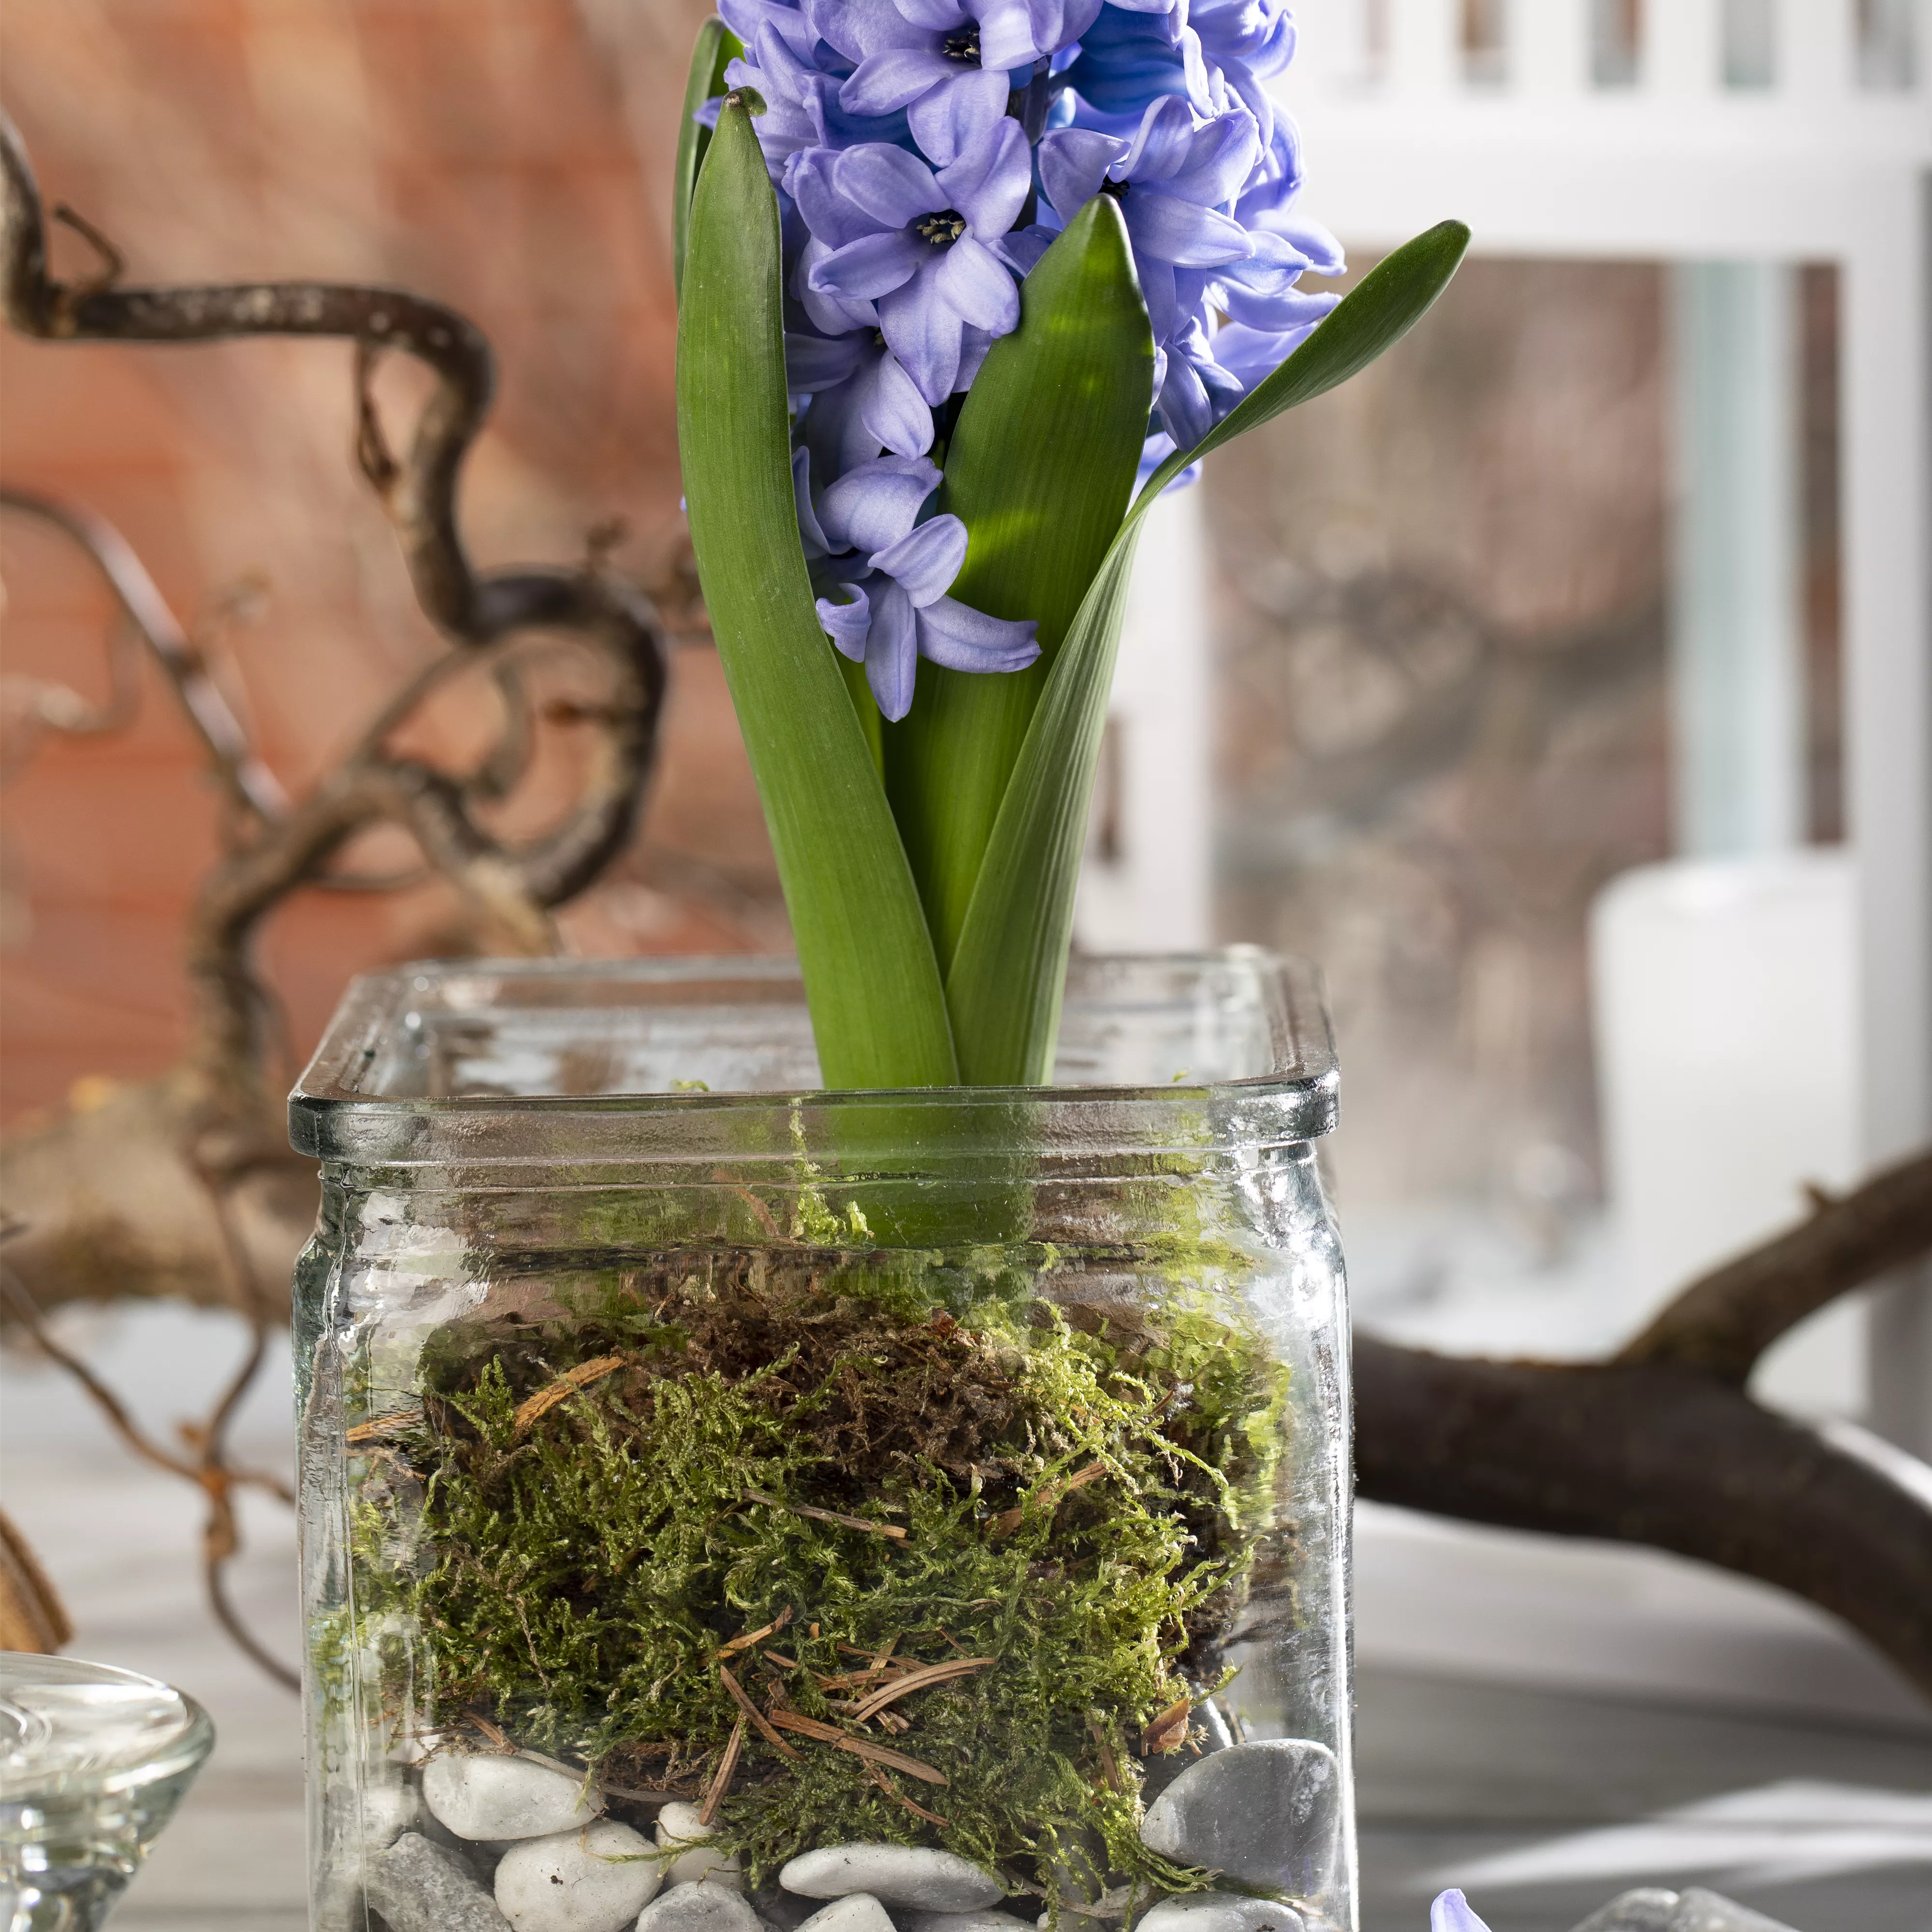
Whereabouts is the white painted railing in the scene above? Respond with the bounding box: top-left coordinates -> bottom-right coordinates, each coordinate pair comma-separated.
1292,0 -> 1928,113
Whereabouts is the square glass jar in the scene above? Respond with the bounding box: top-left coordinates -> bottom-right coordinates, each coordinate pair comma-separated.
290,950 -> 1354,1932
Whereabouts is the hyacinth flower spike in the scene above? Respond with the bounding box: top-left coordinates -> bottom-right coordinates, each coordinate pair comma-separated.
1430,1891 -> 1492,1932
679,49 -> 1470,1087
794,449 -> 1039,721
801,117 -> 1032,404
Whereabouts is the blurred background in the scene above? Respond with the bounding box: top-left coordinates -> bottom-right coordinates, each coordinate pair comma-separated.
2,1 -> 1930,1928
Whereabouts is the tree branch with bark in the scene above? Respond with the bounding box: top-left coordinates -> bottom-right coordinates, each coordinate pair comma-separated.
0,105 -> 671,1683
1357,1147 -> 1932,1703
0,105 -> 670,1328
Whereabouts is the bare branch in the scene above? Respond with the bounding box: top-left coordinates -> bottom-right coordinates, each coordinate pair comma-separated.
1354,1336 -> 1932,1701
1615,1147 -> 1932,1382
0,110 -> 669,1087
0,487 -> 287,818
1357,1146 -> 1932,1706
0,99 -> 673,1695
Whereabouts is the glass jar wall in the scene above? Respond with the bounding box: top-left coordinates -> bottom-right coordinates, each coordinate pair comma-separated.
290,951 -> 1355,1932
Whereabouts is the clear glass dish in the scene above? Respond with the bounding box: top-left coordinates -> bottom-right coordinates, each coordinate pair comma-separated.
0,1651 -> 214,1932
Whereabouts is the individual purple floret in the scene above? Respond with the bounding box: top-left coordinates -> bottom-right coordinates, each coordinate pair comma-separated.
793,449 -> 1039,719
1038,98 -> 1260,344
812,0 -> 1103,164
787,328 -> 936,471
796,118 -> 1032,404
1430,1890 -> 1492,1932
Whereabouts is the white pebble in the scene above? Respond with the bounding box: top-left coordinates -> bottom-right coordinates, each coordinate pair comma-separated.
637,1885 -> 766,1932
363,1777 -> 423,1849
1137,1895 -> 1305,1932
495,1820 -> 659,1932
906,1914 -> 1036,1932
423,1753 -> 602,1841
781,1846 -> 1003,1911
797,1896 -> 896,1932
655,1800 -> 745,1889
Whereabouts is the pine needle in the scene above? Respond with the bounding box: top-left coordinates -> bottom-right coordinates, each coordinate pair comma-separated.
700,1716 -> 746,1826
512,1355 -> 626,1433
764,1709 -> 950,1786
744,1488 -> 907,1539
720,1664 -> 801,1760
346,1408 -> 421,1443
716,1605 -> 793,1656
989,1459 -> 1110,1536
869,1763 -> 951,1826
847,1657 -> 995,1723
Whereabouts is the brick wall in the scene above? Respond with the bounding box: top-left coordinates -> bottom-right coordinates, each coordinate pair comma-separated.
0,0 -> 784,1124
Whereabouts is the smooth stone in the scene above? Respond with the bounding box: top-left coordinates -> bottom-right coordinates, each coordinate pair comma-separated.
797,1895 -> 897,1932
364,1778 -> 424,1849
781,1847 -> 1004,1911
1137,1896 -> 1304,1932
1569,1892 -> 1798,1932
906,1912 -> 1037,1932
495,1819 -> 660,1932
657,1799 -> 746,1889
425,1753 -> 603,1842
1569,1893 -> 1680,1932
1138,1739 -> 1341,1895
365,1831 -> 514,1932
1671,1894 -> 1798,1932
638,1883 -> 768,1932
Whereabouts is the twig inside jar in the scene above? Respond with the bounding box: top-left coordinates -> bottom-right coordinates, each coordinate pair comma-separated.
699,1716 -> 746,1826
743,1488 -> 907,1539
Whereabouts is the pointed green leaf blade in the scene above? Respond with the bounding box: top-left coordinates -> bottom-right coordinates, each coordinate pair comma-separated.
944,531 -> 1142,1083
673,18 -> 741,301
678,97 -> 957,1087
884,195 -> 1154,977
948,219 -> 1470,1084
1136,218 -> 1471,509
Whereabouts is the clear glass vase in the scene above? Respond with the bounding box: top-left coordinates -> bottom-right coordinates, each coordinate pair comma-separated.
290,951 -> 1354,1932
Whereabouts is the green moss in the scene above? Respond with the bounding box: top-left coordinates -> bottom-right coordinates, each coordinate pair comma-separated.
343,1246 -> 1288,1901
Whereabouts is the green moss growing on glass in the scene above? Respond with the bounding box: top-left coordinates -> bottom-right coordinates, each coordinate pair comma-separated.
344,1248 -> 1288,1899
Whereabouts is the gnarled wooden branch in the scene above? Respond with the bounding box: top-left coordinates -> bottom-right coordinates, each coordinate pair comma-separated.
0,100 -> 676,1687
1357,1146 -> 1932,1703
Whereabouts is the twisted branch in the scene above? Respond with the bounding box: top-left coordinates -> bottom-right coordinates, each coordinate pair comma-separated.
0,103 -> 668,1096
0,486 -> 287,818
1357,1147 -> 1932,1702
0,102 -> 675,1688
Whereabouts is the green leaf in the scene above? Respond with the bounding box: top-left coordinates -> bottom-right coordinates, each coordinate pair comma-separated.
1135,219 -> 1472,509
678,98 -> 957,1088
944,532 -> 1142,1084
883,195 -> 1154,978
947,219 -> 1471,1084
672,18 -> 741,301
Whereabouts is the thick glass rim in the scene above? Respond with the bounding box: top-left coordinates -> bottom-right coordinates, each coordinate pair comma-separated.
0,1653 -> 215,1801
288,947 -> 1338,1165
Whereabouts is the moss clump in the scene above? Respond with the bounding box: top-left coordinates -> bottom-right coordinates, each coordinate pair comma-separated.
349,1248 -> 1287,1898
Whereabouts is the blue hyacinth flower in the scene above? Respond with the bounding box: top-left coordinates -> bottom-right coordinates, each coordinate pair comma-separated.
794,448 -> 1039,720
1431,1891 -> 1492,1932
1038,96 -> 1259,344
810,0 -> 1101,164
797,118 -> 1031,403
